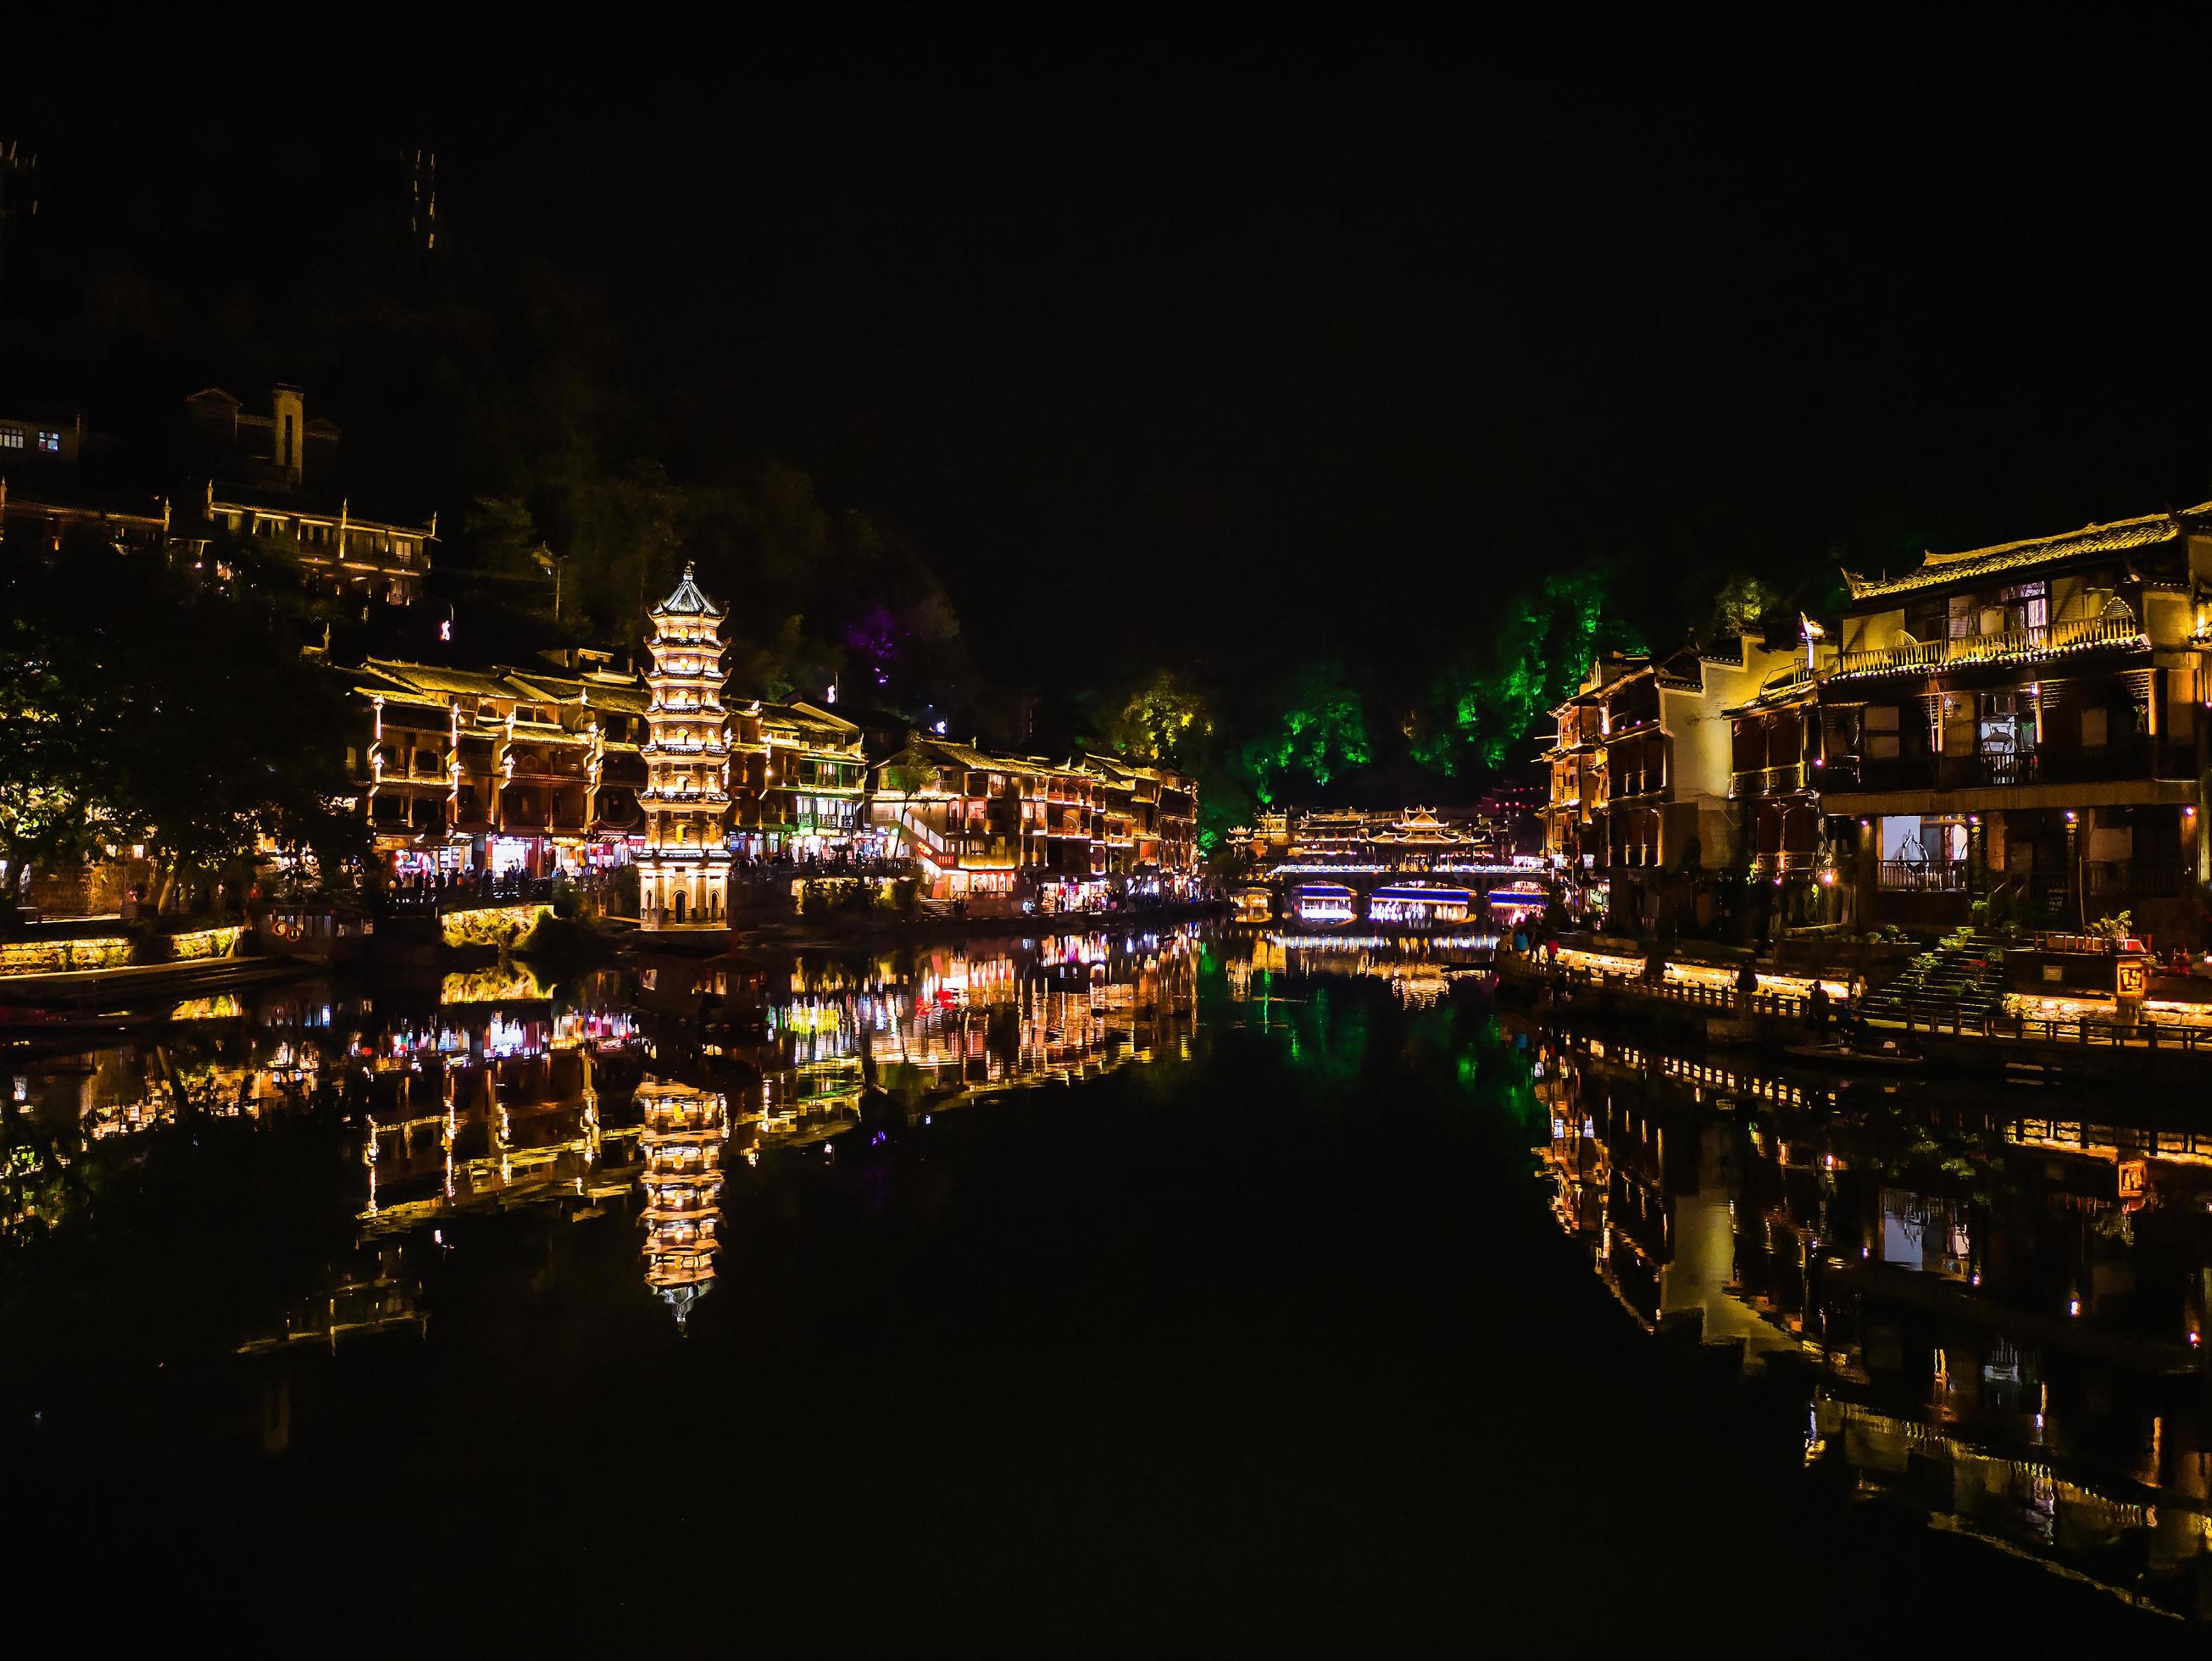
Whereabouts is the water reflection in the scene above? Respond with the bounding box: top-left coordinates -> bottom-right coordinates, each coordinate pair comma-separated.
1533,1024 -> 2212,1617
3,926 -> 1201,1339
14,921 -> 2210,1621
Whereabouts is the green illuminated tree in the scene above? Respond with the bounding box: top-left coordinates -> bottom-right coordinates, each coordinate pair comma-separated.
1419,569 -> 1639,778
1241,661 -> 1372,803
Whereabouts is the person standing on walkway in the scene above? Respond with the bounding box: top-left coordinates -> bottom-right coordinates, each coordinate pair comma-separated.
1735,958 -> 1758,1018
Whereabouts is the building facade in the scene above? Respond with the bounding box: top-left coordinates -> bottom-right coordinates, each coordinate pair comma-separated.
348,659 -> 649,880
1815,507 -> 2212,942
1542,639 -> 1800,931
869,740 -> 1200,911
180,386 -> 435,607
726,699 -> 872,858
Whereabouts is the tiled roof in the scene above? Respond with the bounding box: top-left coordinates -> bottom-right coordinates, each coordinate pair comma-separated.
1722,665 -> 1820,716
652,562 -> 724,619
759,698 -> 859,737
1843,504 -> 2212,600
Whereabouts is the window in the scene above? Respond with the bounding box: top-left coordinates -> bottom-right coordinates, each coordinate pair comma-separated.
0,428 -> 22,449
37,431 -> 61,453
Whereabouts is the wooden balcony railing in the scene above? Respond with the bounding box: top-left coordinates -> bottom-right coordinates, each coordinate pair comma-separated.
1878,858 -> 1970,892
1728,761 -> 1805,798
1833,612 -> 2147,679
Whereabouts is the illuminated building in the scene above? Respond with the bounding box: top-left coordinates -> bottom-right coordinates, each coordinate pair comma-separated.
347,659 -> 650,880
869,737 -> 1199,909
1540,637 -> 1798,931
0,403 -> 81,462
1366,806 -> 1471,870
1231,805 -> 1492,873
1721,624 -> 1843,923
636,564 -> 732,927
181,387 -> 434,607
1083,756 -> 1199,880
726,698 -> 871,858
636,1078 -> 727,1325
193,481 -> 433,608
1815,506 -> 2212,941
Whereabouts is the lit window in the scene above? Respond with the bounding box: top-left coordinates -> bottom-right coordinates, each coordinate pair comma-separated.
0,429 -> 22,449
36,431 -> 60,453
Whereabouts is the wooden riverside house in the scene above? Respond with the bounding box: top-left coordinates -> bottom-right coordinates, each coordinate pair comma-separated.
347,659 -> 650,882
867,738 -> 1199,913
1815,506 -> 2212,941
1541,639 -> 1799,931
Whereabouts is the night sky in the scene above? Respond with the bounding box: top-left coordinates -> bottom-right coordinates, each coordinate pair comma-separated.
13,28 -> 2212,693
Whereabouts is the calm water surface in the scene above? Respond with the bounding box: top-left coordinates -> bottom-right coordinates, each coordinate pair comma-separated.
2,924 -> 2192,1644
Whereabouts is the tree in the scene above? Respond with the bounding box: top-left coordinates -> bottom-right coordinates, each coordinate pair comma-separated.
0,526 -> 364,915
1104,669 -> 1214,768
1414,568 -> 1640,778
1240,661 -> 1372,805
0,527 -> 138,900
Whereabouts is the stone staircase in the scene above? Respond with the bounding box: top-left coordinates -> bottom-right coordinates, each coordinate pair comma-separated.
1860,926 -> 2009,1026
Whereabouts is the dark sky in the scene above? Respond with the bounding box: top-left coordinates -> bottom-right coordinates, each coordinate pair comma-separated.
13,26 -> 2212,692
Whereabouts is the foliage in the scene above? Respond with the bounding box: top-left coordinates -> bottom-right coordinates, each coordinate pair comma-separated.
1705,574 -> 1781,642
1238,660 -> 1371,804
1409,569 -> 1641,777
1104,670 -> 1215,768
2089,908 -> 2134,946
0,525 -> 364,912
1970,886 -> 2031,939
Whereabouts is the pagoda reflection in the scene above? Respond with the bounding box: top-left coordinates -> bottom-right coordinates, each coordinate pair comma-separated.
637,1079 -> 727,1325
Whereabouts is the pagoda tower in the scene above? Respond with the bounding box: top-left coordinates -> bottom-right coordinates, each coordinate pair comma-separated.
637,1078 -> 728,1325
637,564 -> 732,927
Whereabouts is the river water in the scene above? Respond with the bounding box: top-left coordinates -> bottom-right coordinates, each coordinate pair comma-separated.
1,924 -> 2193,1644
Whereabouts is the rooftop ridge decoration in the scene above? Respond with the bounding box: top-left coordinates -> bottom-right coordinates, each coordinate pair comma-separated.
1842,502 -> 2212,600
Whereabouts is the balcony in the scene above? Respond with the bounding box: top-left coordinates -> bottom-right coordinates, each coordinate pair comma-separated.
1825,741 -> 2193,796
1728,761 -> 1805,799
2083,859 -> 2183,899
1878,858 -> 1970,892
1832,612 -> 2147,681
1752,849 -> 1823,875
1870,859 -> 2181,901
